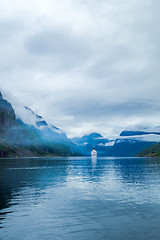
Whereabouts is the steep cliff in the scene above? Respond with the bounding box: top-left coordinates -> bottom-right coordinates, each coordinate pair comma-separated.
0,92 -> 16,133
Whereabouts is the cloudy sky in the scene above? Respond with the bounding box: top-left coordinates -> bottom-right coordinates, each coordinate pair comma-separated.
0,0 -> 160,138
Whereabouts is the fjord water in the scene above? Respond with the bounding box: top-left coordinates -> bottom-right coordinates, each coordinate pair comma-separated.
0,157 -> 160,240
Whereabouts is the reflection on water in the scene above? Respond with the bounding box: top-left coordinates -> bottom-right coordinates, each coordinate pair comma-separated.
0,157 -> 160,239
91,156 -> 97,169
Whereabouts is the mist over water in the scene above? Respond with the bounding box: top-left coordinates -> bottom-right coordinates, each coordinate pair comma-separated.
0,157 -> 160,240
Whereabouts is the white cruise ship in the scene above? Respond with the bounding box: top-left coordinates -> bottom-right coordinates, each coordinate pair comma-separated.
91,148 -> 97,157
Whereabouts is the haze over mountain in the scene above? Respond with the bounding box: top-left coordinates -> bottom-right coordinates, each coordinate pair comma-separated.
0,92 -> 79,157
72,129 -> 160,157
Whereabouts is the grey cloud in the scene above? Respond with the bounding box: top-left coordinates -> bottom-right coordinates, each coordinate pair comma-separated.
46,95 -> 156,121
0,0 -> 160,137
25,30 -> 91,69
0,19 -> 25,43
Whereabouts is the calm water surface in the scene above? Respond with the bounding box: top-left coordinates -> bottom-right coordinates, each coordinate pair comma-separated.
0,157 -> 160,240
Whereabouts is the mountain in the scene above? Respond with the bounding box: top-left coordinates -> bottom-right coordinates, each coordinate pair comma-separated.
0,92 -> 80,157
73,130 -> 160,157
112,129 -> 160,156
0,93 -> 38,156
0,92 -> 16,132
23,106 -> 72,145
71,132 -> 113,156
138,143 -> 160,157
